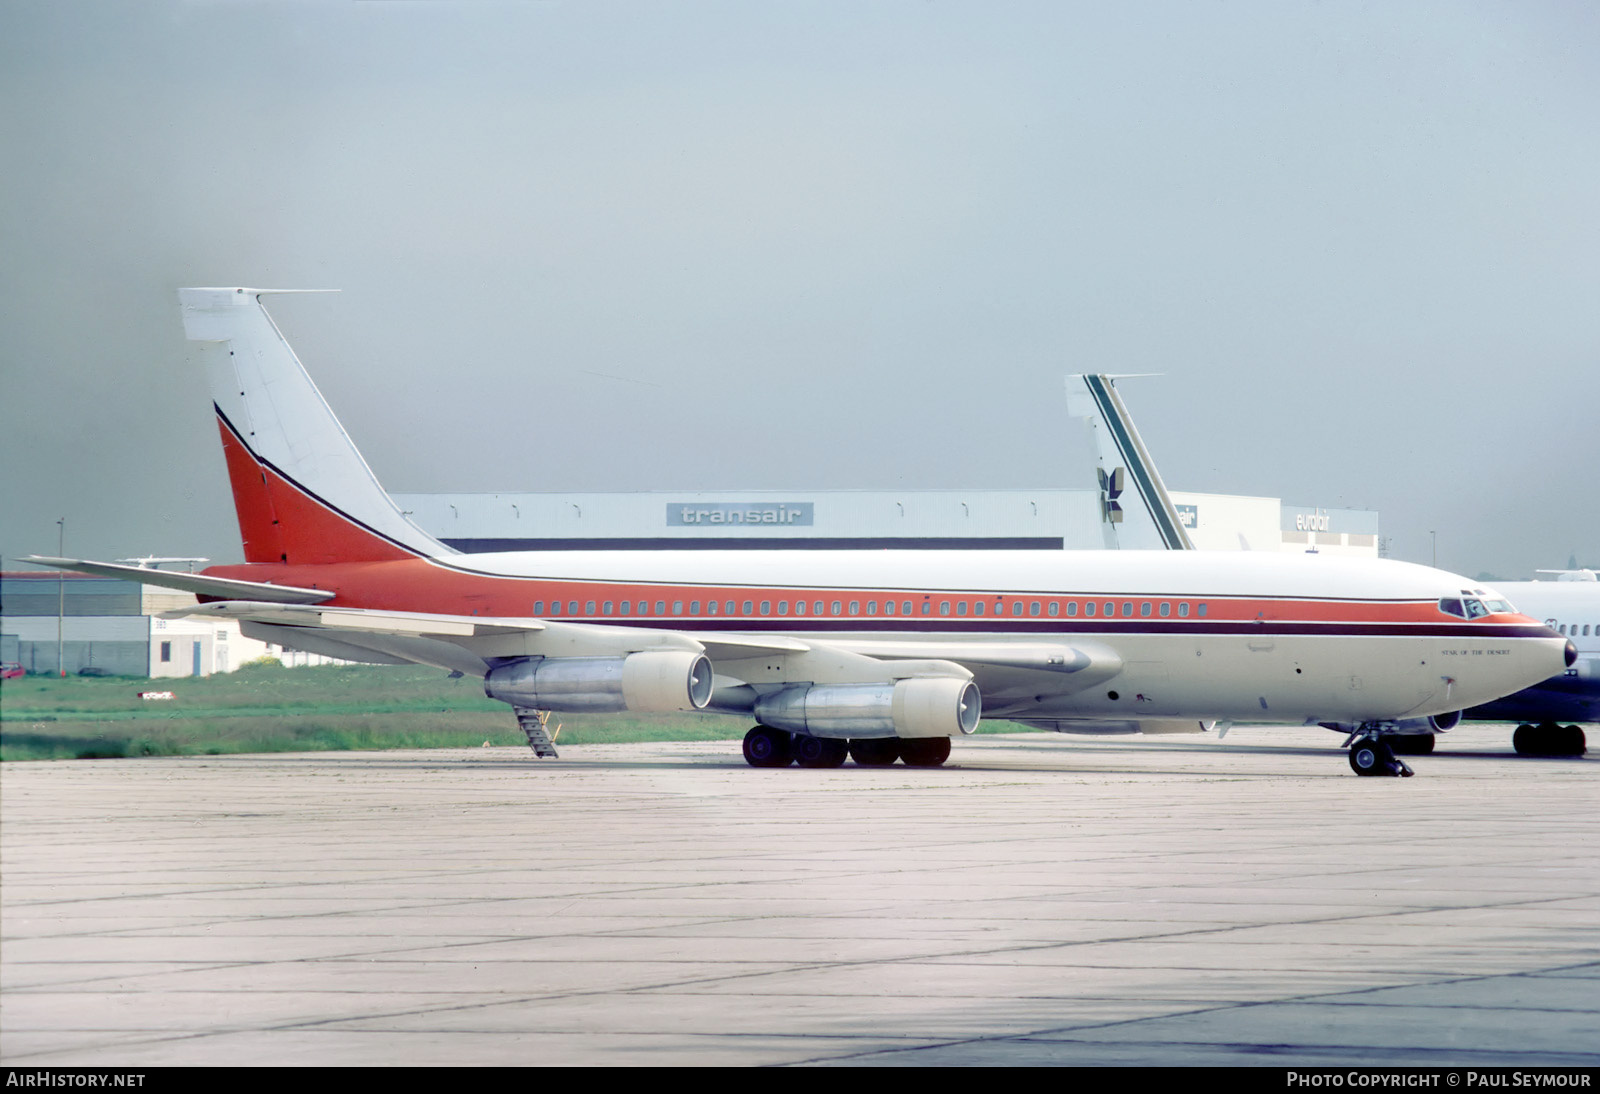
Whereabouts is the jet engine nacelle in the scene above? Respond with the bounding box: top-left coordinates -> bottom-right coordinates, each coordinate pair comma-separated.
1424,709 -> 1462,733
754,678 -> 981,740
1387,710 -> 1463,736
484,652 -> 713,713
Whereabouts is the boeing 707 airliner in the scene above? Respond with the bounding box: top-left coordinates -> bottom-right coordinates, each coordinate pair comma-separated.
24,289 -> 1576,777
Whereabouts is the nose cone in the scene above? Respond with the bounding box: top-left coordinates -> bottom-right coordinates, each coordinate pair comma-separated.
1449,625 -> 1575,712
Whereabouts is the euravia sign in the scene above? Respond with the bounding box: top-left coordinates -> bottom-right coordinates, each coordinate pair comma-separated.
668,503 -> 814,527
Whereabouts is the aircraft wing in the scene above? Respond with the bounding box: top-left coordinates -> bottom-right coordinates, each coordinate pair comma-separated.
20,556 -> 334,604
163,600 -> 1118,708
170,600 -> 829,680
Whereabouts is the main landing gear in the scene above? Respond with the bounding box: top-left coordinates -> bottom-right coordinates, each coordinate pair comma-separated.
1347,730 -> 1414,778
1512,722 -> 1588,757
741,726 -> 951,769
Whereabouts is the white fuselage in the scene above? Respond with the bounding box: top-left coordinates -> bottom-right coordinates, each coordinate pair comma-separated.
336,546 -> 1570,726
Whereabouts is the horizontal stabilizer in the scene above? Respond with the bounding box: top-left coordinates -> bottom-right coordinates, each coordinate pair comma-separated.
170,599 -> 545,638
18,556 -> 334,604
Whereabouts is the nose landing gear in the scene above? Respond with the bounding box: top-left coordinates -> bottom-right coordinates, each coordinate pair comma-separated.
1347,731 -> 1414,777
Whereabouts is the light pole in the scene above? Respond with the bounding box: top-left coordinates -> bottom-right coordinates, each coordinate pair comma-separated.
56,518 -> 65,677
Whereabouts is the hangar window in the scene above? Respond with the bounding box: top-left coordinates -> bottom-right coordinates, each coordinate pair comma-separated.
1140,603 -> 1151,617
533,601 -> 545,615
743,600 -> 754,615
671,601 -> 682,616
1066,601 -> 1078,617
1177,602 -> 1189,618
586,601 -> 596,615
160,641 -> 171,663
831,600 -> 842,615
1084,601 -> 1096,617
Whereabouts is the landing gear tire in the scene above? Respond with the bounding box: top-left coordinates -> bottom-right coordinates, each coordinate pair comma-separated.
1389,735 -> 1436,755
848,738 -> 901,766
899,737 -> 952,767
1349,737 -> 1411,777
1514,722 -> 1589,757
743,725 -> 793,768
792,734 -> 849,768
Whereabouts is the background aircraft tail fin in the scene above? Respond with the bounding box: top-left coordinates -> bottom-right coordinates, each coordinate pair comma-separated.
179,288 -> 452,565
1064,374 -> 1194,551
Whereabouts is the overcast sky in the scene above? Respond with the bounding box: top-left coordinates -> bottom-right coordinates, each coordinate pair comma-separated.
2,1 -> 1596,580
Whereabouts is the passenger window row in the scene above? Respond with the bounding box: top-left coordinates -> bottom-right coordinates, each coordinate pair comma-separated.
527,598 -> 1209,620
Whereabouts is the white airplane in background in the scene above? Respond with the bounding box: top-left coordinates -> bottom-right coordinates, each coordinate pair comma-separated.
22,288 -> 1574,778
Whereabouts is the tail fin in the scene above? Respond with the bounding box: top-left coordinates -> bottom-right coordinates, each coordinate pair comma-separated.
179,288 -> 452,565
1064,374 -> 1194,551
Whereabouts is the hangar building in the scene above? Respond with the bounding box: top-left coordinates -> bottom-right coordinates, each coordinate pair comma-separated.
391,488 -> 1380,557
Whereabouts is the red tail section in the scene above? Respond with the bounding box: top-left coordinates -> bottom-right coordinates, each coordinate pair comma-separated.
216,411 -> 417,565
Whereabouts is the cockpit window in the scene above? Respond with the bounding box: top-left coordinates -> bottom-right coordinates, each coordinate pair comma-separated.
1483,598 -> 1513,613
1438,598 -> 1465,619
1463,598 -> 1489,619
